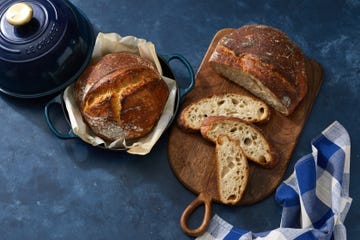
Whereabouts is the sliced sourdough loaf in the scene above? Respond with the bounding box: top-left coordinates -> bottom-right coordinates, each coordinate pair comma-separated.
209,24 -> 308,116
201,116 -> 277,168
215,134 -> 249,205
178,93 -> 270,131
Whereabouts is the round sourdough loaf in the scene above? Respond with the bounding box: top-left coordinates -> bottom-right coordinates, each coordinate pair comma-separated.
209,24 -> 307,116
74,52 -> 169,142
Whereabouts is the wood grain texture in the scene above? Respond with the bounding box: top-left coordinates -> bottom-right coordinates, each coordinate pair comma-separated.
168,28 -> 324,206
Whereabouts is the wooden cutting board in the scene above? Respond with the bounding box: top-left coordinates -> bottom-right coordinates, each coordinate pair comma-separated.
167,28 -> 323,236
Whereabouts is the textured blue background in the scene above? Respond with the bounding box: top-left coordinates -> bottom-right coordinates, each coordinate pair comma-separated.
0,0 -> 359,239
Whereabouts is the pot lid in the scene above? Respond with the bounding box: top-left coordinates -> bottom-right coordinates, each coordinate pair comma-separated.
0,0 -> 68,63
0,0 -> 95,98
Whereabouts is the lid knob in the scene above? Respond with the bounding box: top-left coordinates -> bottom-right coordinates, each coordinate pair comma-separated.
5,2 -> 33,27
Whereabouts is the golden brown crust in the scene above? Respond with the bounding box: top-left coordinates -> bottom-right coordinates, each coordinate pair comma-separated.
118,77 -> 169,140
74,52 -> 169,142
75,52 -> 158,107
209,24 -> 307,115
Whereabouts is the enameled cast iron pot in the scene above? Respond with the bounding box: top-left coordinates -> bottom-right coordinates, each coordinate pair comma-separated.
0,0 -> 94,98
44,54 -> 195,149
0,0 -> 195,149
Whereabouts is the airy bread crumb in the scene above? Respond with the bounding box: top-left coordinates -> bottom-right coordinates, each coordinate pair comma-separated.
201,116 -> 277,168
178,93 -> 270,131
215,134 -> 249,205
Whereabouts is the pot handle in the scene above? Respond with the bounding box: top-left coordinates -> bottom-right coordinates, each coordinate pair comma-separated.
180,192 -> 212,237
162,54 -> 195,101
44,95 -> 77,139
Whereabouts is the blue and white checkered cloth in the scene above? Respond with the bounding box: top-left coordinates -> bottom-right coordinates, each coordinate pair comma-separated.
196,121 -> 352,240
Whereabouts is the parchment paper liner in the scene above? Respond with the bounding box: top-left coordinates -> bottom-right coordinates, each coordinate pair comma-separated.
63,32 -> 177,155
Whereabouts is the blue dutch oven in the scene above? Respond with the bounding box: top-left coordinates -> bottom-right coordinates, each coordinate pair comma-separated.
0,0 -> 195,148
0,0 -> 95,98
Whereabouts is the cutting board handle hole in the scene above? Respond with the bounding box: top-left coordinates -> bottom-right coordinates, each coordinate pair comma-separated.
180,192 -> 212,236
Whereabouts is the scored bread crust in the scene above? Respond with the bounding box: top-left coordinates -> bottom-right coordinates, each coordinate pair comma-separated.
178,93 -> 270,132
215,134 -> 249,205
75,52 -> 159,105
74,52 -> 169,142
209,24 -> 307,116
201,116 -> 277,168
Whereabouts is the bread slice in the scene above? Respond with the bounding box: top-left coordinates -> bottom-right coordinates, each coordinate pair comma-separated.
178,93 -> 270,131
215,134 -> 249,205
201,116 -> 277,168
209,24 -> 308,116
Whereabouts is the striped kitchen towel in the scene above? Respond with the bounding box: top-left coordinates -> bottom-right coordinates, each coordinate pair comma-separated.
196,121 -> 352,240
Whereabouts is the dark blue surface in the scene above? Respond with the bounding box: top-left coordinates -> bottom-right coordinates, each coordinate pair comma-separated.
0,0 -> 359,239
